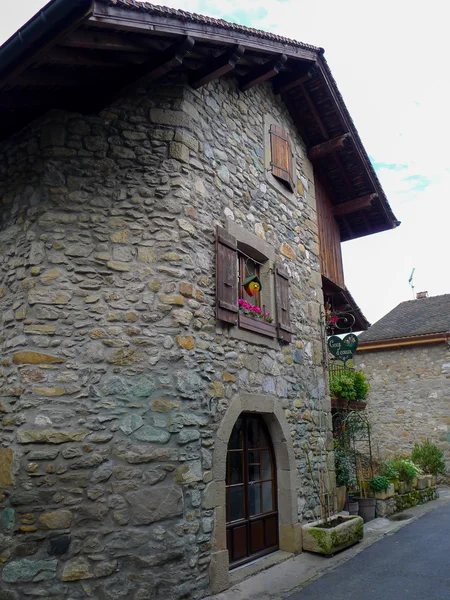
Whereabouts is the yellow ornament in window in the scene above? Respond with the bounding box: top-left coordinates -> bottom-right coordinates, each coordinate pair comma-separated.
243,275 -> 262,297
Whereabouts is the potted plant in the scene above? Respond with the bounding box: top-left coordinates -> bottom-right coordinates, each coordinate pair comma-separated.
302,513 -> 364,557
329,369 -> 370,410
369,475 -> 394,500
393,459 -> 422,494
411,439 -> 447,478
380,460 -> 400,492
334,448 -> 355,512
303,450 -> 364,557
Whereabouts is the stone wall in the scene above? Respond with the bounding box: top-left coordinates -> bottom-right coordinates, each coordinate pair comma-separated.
0,75 -> 331,599
355,342 -> 450,467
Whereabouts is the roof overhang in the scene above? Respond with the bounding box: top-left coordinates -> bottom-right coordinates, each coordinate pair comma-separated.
322,276 -> 370,332
0,0 -> 399,241
358,332 -> 450,351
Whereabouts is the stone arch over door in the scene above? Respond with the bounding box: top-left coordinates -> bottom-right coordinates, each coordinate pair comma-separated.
206,394 -> 302,594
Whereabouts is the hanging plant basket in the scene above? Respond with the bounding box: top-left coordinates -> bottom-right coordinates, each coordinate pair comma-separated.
331,396 -> 349,410
348,401 -> 367,411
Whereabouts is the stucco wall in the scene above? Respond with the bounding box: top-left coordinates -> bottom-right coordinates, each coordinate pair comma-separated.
355,342 -> 450,467
0,76 -> 331,599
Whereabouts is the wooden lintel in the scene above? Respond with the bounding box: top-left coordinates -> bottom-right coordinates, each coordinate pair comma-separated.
333,194 -> 378,217
240,53 -> 287,91
274,63 -> 318,95
190,45 -> 245,89
308,133 -> 351,161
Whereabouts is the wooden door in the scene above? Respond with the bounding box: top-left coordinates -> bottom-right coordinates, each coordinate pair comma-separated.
226,414 -> 278,568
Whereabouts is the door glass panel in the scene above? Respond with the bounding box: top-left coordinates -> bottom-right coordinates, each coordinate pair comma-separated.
249,482 -> 261,516
247,417 -> 259,448
260,450 -> 272,480
229,485 -> 244,522
262,481 -> 273,513
229,417 -> 243,450
229,451 -> 243,485
248,451 -> 260,481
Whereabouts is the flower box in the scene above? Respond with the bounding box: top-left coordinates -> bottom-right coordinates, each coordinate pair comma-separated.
302,515 -> 364,556
239,314 -> 276,337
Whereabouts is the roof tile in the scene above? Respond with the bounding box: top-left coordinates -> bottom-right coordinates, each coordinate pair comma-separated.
358,294 -> 450,342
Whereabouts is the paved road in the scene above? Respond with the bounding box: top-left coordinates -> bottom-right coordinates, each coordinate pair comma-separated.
287,502 -> 450,600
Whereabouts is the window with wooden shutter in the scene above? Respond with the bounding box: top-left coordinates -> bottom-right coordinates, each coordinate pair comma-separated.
216,226 -> 239,325
270,124 -> 294,192
275,263 -> 292,343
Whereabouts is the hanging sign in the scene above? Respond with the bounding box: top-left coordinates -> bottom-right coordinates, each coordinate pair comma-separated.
327,334 -> 358,362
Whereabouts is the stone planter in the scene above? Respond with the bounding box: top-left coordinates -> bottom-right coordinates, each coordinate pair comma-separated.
374,483 -> 395,500
348,401 -> 367,411
412,477 -> 418,489
302,515 -> 364,556
416,475 -> 430,490
390,478 -> 400,492
430,475 -> 437,486
398,481 -> 412,494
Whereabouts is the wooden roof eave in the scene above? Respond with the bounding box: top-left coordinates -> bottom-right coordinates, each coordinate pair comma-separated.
88,1 -> 318,62
0,0 -> 398,241
358,332 -> 450,351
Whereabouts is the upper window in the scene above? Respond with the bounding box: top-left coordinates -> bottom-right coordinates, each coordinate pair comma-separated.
216,225 -> 292,342
269,124 -> 294,192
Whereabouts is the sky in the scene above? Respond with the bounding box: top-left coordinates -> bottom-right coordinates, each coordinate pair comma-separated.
1,0 -> 449,325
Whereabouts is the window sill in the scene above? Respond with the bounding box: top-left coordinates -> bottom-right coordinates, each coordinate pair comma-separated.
239,314 -> 276,338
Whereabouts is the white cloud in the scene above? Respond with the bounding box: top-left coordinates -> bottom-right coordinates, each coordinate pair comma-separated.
2,0 -> 449,323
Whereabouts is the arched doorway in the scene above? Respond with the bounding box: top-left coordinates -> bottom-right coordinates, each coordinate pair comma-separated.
226,413 -> 278,568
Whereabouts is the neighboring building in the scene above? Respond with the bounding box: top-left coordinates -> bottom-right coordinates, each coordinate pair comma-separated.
0,2 -> 398,598
356,293 -> 450,468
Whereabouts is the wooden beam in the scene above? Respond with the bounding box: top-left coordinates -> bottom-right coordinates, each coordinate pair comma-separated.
274,63 -> 318,95
299,82 -> 328,139
333,194 -> 378,217
61,29 -> 158,54
240,53 -> 287,91
40,46 -> 143,68
89,4 -> 317,62
0,4 -> 93,91
87,36 -> 194,112
308,133 -> 351,161
190,45 -> 245,89
14,68 -> 122,88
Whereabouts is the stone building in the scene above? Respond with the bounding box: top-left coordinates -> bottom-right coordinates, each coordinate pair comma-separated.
356,293 -> 450,468
0,2 -> 398,599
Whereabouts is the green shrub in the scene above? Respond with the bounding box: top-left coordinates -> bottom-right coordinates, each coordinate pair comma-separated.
369,475 -> 391,492
329,369 -> 370,402
334,448 -> 356,488
381,461 -> 399,480
353,371 -> 370,401
393,458 -> 422,482
411,440 -> 446,475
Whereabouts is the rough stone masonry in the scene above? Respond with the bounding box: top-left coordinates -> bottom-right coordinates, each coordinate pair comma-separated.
0,76 -> 331,599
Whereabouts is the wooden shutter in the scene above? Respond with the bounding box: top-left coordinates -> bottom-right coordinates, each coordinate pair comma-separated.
275,262 -> 292,342
216,226 -> 239,325
270,124 -> 294,191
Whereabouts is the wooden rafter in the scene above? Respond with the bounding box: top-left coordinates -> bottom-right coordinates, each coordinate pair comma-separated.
332,151 -> 354,195
92,36 -> 195,109
274,62 -> 318,95
61,29 -> 157,53
333,194 -> 377,217
240,53 -> 287,91
190,45 -> 245,89
308,133 -> 351,161
39,46 -> 144,68
299,82 -> 328,139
